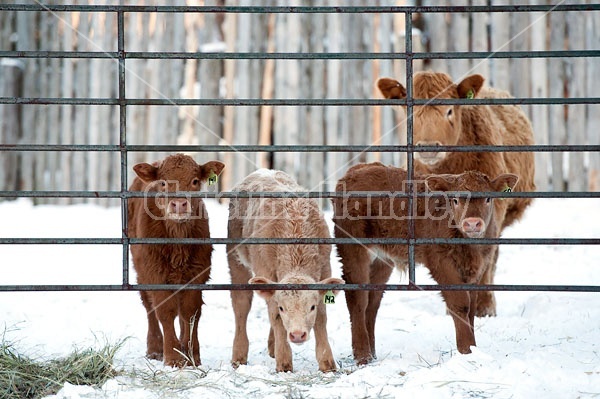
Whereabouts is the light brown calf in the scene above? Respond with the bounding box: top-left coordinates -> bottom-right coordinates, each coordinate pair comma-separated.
377,71 -> 535,316
128,154 -> 224,367
228,169 -> 343,372
333,162 -> 518,365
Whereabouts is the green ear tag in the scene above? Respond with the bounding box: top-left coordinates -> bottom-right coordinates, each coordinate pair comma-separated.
323,290 -> 335,305
502,185 -> 512,193
208,171 -> 218,186
466,88 -> 475,99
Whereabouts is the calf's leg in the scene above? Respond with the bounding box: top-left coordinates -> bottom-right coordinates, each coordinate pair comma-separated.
178,291 -> 203,366
339,245 -> 373,365
313,303 -> 337,372
268,301 -> 293,372
141,291 -> 163,360
228,252 -> 254,367
365,258 -> 394,359
427,258 -> 476,354
267,327 -> 275,358
153,291 -> 184,366
476,246 -> 498,317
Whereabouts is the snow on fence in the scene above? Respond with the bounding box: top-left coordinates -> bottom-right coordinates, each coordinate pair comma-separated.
0,3 -> 599,294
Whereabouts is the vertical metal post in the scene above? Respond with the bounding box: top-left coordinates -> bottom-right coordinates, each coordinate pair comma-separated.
117,9 -> 129,288
405,10 -> 416,285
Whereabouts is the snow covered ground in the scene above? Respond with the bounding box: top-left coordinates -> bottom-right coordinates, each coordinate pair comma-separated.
1,197 -> 599,398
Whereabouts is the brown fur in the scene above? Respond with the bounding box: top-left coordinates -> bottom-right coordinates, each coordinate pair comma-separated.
128,154 -> 224,367
333,162 -> 518,365
377,71 -> 535,316
227,169 -> 343,372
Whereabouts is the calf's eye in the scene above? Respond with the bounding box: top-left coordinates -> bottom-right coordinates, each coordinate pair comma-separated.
446,108 -> 453,118
279,306 -> 284,313
485,197 -> 491,204
452,198 -> 459,206
192,178 -> 200,186
310,305 -> 316,312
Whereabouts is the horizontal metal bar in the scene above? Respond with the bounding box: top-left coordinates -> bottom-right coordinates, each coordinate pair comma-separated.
0,283 -> 597,293
1,144 -> 599,153
1,238 -> 598,245
1,4 -> 599,13
1,190 -> 599,199
1,97 -> 599,106
2,50 -> 598,60
0,51 -> 117,59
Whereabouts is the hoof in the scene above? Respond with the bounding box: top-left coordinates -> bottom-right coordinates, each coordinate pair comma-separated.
231,360 -> 247,369
318,359 -> 337,373
146,352 -> 163,361
476,303 -> 497,317
276,362 -> 293,373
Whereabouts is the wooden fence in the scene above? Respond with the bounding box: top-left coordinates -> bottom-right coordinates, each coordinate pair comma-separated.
0,1 -> 598,206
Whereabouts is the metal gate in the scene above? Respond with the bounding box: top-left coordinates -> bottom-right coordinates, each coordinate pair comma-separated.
0,3 -> 599,295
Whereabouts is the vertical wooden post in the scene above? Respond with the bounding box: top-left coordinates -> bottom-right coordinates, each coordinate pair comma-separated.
586,8 -> 600,191
325,0 -> 342,190
221,5 -> 237,193
470,0 -> 491,78
548,10 -> 566,191
566,10 -> 586,191
377,8 -> 397,167
0,59 -> 24,199
258,13 -> 275,169
59,12 -> 74,205
273,1 -> 300,177
490,2 -> 510,90
447,8 -> 470,78
529,2 -> 549,191
72,10 -> 90,203
508,1 -> 531,117
195,8 -> 224,165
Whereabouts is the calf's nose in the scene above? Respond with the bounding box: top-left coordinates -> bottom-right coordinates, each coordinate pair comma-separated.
289,330 -> 308,344
462,217 -> 484,233
169,199 -> 188,214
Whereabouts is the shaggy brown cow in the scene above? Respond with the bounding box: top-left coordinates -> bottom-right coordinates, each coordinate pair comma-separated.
228,169 -> 344,372
333,162 -> 518,365
377,72 -> 535,316
128,154 -> 224,367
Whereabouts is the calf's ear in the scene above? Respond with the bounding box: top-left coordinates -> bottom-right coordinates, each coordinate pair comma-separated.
318,277 -> 345,296
377,78 -> 407,99
249,276 -> 275,300
199,161 -> 225,181
491,173 -> 519,192
456,74 -> 485,99
425,175 -> 453,192
133,163 -> 158,183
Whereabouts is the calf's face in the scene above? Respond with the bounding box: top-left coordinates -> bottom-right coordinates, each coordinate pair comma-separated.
250,276 -> 344,344
377,73 -> 485,166
133,155 -> 224,222
426,172 -> 519,238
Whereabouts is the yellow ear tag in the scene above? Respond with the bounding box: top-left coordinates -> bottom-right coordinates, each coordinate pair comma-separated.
208,171 -> 218,186
323,290 -> 335,305
499,184 -> 512,201
466,88 -> 475,99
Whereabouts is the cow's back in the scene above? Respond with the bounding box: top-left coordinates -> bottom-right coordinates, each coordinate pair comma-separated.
229,169 -> 331,281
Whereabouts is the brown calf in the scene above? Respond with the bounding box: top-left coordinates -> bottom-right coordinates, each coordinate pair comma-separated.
377,71 -> 535,316
128,154 -> 224,367
333,162 -> 518,365
228,169 -> 343,372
